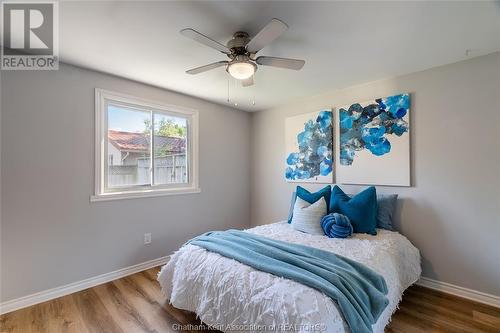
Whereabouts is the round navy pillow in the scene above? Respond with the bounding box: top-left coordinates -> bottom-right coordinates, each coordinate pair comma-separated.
321,213 -> 353,238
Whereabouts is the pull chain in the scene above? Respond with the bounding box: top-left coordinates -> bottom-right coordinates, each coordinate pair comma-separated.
233,76 -> 238,107
252,74 -> 256,106
227,75 -> 230,103
226,74 -> 257,107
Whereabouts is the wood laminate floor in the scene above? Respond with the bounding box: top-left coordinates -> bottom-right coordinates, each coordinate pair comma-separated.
1,267 -> 499,333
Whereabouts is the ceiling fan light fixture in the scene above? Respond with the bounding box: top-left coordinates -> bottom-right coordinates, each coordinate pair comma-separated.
227,60 -> 256,80
181,19 -> 304,86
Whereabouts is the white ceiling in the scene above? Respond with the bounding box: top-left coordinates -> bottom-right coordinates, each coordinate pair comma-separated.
59,1 -> 500,111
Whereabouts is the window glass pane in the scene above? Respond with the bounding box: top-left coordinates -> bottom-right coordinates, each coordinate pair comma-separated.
153,113 -> 188,185
106,104 -> 151,189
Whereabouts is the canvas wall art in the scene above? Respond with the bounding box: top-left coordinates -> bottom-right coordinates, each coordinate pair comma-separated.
285,110 -> 333,183
335,93 -> 410,186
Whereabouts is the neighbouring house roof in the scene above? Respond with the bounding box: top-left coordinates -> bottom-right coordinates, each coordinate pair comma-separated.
108,130 -> 185,153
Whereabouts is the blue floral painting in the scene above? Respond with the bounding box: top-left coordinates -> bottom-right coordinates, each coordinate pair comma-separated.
337,93 -> 410,186
339,93 -> 409,165
285,110 -> 333,182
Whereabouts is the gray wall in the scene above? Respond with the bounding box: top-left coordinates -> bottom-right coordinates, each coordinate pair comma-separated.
2,53 -> 499,303
250,52 -> 500,296
0,64 -> 251,302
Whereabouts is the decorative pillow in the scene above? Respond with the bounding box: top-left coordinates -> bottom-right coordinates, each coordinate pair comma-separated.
343,193 -> 398,230
376,194 -> 398,230
287,192 -> 297,224
290,196 -> 327,235
321,213 -> 353,238
287,185 -> 331,223
329,185 -> 378,235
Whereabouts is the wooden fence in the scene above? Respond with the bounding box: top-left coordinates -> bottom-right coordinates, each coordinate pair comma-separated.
108,154 -> 187,187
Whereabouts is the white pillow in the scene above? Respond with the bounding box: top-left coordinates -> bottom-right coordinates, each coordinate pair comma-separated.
290,196 -> 326,235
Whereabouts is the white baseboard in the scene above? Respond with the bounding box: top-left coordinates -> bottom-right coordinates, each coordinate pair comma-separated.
417,277 -> 500,308
3,261 -> 498,315
0,256 -> 169,315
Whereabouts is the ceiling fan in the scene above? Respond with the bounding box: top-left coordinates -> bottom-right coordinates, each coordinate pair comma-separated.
180,18 -> 305,87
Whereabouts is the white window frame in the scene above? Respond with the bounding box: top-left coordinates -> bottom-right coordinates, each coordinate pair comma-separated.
91,88 -> 200,202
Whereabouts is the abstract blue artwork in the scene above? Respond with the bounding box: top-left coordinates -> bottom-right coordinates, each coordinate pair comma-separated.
285,110 -> 333,183
336,94 -> 410,186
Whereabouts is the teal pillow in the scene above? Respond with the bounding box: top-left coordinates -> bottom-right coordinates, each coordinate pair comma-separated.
329,186 -> 378,235
287,192 -> 297,224
344,193 -> 398,230
287,185 -> 331,223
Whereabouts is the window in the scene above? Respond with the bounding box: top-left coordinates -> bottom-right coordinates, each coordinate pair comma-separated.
92,89 -> 199,201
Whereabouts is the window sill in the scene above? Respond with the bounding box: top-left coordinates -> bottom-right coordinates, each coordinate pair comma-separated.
90,187 -> 201,202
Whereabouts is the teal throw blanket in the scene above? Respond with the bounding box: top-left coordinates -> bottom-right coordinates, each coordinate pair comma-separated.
187,230 -> 388,333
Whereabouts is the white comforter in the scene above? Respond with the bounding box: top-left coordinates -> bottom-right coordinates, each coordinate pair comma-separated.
158,222 -> 421,333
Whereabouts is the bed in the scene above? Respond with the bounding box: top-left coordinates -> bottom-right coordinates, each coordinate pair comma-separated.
158,222 -> 421,333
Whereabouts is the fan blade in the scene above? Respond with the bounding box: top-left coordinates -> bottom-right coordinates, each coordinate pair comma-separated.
256,56 -> 305,70
242,76 -> 254,87
246,18 -> 288,53
186,61 -> 228,75
180,28 -> 230,54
